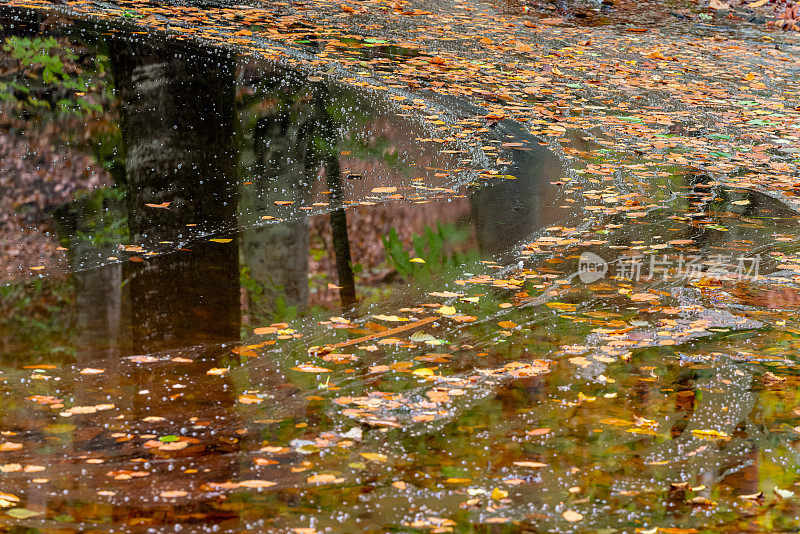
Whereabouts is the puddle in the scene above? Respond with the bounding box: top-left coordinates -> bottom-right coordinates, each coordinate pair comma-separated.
0,23 -> 567,360
2,10 -> 800,534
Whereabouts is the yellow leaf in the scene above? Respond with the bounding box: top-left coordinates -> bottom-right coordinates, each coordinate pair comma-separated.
438,306 -> 456,315
372,315 -> 408,322
410,258 -> 426,263
691,429 -> 730,441
626,427 -> 658,436
209,238 -> 232,243
359,452 -> 388,463
491,487 -> 508,500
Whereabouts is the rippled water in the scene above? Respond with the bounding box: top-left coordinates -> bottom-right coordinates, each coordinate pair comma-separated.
2,9 -> 800,534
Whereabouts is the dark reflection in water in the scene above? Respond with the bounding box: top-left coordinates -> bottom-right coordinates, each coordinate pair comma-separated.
243,67 -> 317,315
470,121 -> 562,257
0,24 -> 564,361
112,38 -> 241,353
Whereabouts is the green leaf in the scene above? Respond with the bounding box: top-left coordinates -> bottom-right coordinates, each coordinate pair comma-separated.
7,508 -> 41,519
159,435 -> 179,442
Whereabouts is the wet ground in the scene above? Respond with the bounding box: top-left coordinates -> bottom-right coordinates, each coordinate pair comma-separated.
3,4 -> 800,534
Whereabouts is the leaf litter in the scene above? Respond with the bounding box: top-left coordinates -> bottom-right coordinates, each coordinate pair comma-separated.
3,0 -> 800,532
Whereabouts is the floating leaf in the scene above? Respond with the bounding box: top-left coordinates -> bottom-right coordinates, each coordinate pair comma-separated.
6,508 -> 40,519
238,395 -> 263,405
373,315 -> 408,322
513,461 -> 548,468
307,474 -> 344,484
562,510 -> 583,522
238,480 -> 277,489
359,453 -> 388,463
527,428 -> 551,436
691,429 -> 730,441
160,490 -> 188,498
412,367 -> 435,377
546,302 -> 577,312
291,364 -> 332,373
491,487 -> 508,500
253,327 -> 277,335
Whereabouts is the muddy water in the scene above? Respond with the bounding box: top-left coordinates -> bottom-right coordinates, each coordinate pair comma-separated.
1,13 -> 800,534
